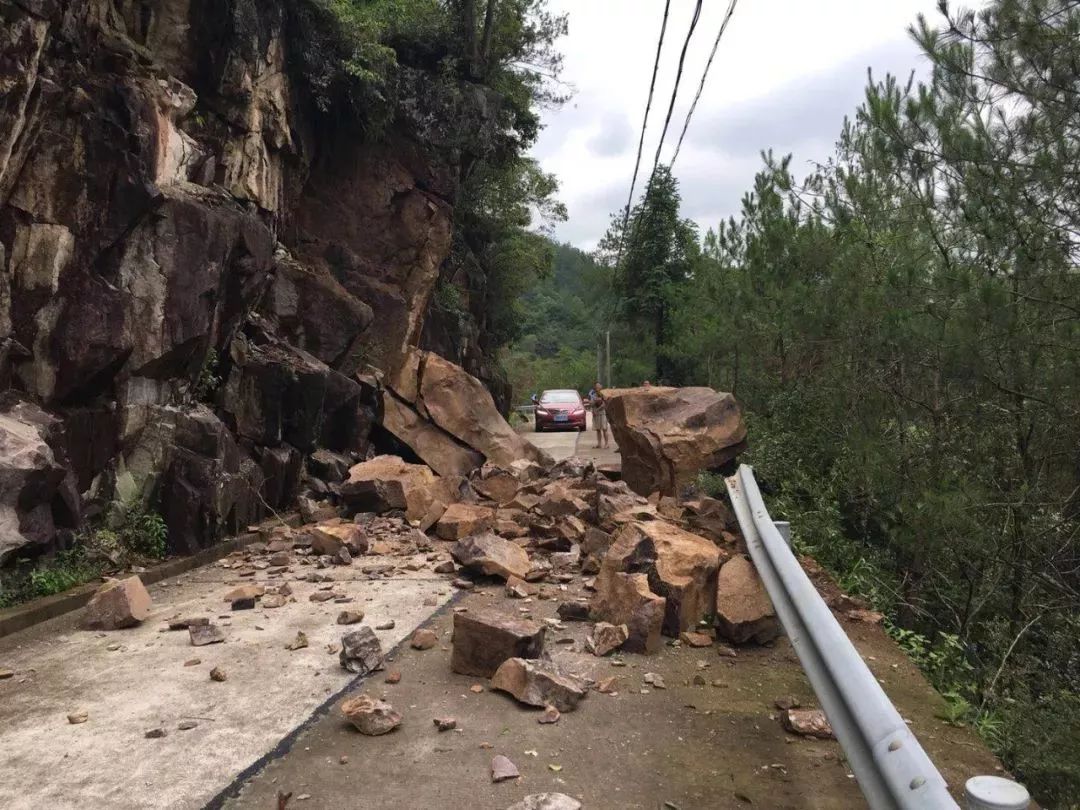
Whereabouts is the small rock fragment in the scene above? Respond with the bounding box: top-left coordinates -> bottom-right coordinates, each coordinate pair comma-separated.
470,684 -> 484,694
384,671 -> 402,684
433,561 -> 456,574
0,669 -> 13,680
189,624 -> 225,647
490,755 -> 520,783
178,720 -> 198,730
538,705 -> 560,725
588,622 -> 629,657
231,597 -> 256,611
680,631 -> 714,648
286,631 -> 309,651
774,696 -> 801,711
643,672 -> 666,689
491,657 -> 588,712
375,620 -> 396,630
209,667 -> 227,682
167,617 -> 208,631
781,708 -> 834,739
451,578 -> 475,591
145,728 -> 167,739
596,676 -> 618,694
337,610 -> 364,625
433,717 -> 457,732
262,594 -> 287,609
67,711 -> 89,724
556,601 -> 590,622
341,694 -> 402,736
506,794 -> 582,810
339,627 -> 384,675
410,629 -> 438,650
183,658 -> 201,667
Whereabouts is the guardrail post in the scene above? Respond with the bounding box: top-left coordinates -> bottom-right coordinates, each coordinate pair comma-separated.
773,520 -> 791,547
964,776 -> 1030,810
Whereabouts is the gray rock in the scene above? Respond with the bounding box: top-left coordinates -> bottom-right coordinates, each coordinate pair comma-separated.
339,627 -> 384,674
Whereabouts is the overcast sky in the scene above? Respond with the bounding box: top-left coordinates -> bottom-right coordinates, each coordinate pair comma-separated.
530,0 -> 966,249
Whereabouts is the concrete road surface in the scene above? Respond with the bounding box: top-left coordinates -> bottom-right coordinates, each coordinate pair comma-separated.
523,412 -> 621,470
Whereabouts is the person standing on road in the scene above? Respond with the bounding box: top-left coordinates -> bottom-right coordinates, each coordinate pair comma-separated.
588,382 -> 611,449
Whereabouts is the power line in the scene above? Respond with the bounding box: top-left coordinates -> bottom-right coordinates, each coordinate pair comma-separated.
617,0 -> 672,263
670,0 -> 740,167
651,0 -> 704,172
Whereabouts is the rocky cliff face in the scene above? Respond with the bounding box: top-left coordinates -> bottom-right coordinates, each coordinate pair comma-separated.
0,0 -> 508,562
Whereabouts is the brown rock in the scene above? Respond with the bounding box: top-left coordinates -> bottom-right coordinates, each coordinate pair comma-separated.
588,572 -> 665,654
589,622 -> 629,656
410,628 -> 438,650
596,520 -> 722,637
605,386 -> 747,496
67,711 -> 89,724
581,527 -> 613,557
450,610 -> 544,677
680,631 -> 714,648
505,576 -> 535,599
0,669 -> 14,680
80,577 -> 152,630
471,464 -> 521,504
781,708 -> 834,739
223,585 -> 265,602
189,624 -> 225,646
433,716 -> 457,732
538,705 -> 561,724
310,591 -> 337,603
596,676 -> 619,694
309,521 -> 368,556
262,594 -> 287,608
267,552 -> 291,567
339,627 -> 385,674
433,560 -> 456,574
435,502 -> 494,540
167,617 -> 209,630
209,667 -> 227,682
535,481 -> 592,520
715,555 -> 780,645
556,601 -> 590,622
384,670 -> 402,684
339,455 -> 453,531
452,578 -> 475,590
490,657 -> 588,712
341,694 -> 402,735
286,631 -> 309,651
490,754 -> 520,783
380,388 -> 483,477
451,532 -> 531,581
337,610 -> 364,625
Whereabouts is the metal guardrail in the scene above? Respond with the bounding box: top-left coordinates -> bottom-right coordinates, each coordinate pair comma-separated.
725,464 -> 1030,810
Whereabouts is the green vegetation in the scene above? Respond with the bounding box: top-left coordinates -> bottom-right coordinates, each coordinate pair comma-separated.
0,508 -> 168,609
509,1 -> 1080,802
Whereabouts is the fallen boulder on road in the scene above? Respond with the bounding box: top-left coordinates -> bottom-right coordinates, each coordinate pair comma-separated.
451,532 -> 531,581
589,571 -> 665,654
491,657 -> 588,712
436,502 -> 494,540
341,694 -> 402,736
593,520 -> 722,637
715,555 -> 781,645
451,610 -> 544,677
80,576 -> 152,630
338,455 -> 453,530
605,386 -> 747,496
339,627 -> 385,674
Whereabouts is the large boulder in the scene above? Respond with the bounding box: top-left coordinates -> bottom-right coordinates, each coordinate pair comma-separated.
451,532 -> 531,581
715,555 -> 781,645
387,350 -> 551,469
380,390 -> 482,477
435,502 -> 494,540
80,577 -> 152,630
450,610 -> 544,677
491,658 -> 588,712
595,520 -> 723,638
589,572 -> 665,654
339,455 -> 453,530
605,386 -> 747,496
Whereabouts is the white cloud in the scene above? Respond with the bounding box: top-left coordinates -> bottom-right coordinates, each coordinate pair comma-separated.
530,0 -> 973,249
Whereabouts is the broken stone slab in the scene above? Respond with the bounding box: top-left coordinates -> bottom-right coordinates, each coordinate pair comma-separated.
337,610 -> 364,625
451,532 -> 531,581
262,594 -> 287,608
506,794 -> 582,810
341,694 -> 402,735
189,624 -> 225,646
339,627 -> 385,675
491,657 -> 588,712
223,584 -> 264,602
490,754 -> 520,783
588,622 -> 629,657
715,555 -> 780,645
680,631 -> 714,647
308,520 -> 368,556
534,481 -> 593,521
605,386 -> 747,496
435,502 -> 494,540
339,455 -> 454,531
470,463 -> 521,503
781,708 -> 834,739
80,577 -> 152,630
597,520 -> 722,637
589,571 -> 665,654
450,610 -> 544,678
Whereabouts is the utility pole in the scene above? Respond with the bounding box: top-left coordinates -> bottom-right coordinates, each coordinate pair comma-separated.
596,340 -> 602,385
605,330 -> 612,387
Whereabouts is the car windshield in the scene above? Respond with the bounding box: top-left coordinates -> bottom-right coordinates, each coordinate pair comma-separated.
540,392 -> 579,404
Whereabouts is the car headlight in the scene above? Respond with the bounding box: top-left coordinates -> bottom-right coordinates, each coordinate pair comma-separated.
535,408 -> 549,416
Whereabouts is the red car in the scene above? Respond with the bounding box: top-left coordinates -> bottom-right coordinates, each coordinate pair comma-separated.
533,389 -> 587,432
